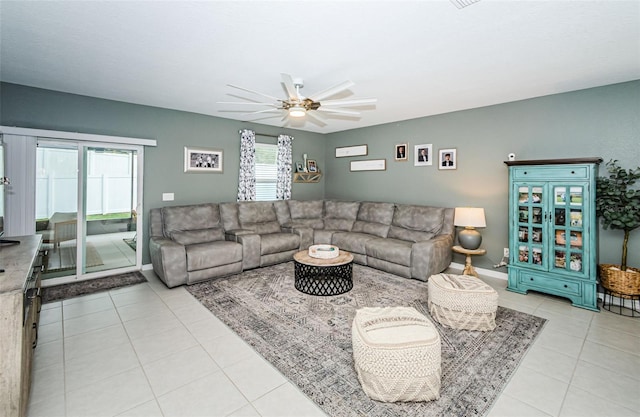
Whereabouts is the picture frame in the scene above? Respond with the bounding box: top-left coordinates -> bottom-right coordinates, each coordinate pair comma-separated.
438,148 -> 457,170
296,161 -> 305,172
307,159 -> 318,172
184,147 -> 223,173
350,159 -> 386,172
414,144 -> 433,166
395,143 -> 408,161
335,144 -> 368,158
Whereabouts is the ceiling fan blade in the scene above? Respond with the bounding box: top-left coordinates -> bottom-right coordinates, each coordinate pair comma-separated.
280,73 -> 300,100
317,107 -> 361,116
305,112 -> 327,127
307,80 -> 355,102
245,108 -> 283,115
319,98 -> 377,107
217,101 -> 278,106
227,84 -> 281,102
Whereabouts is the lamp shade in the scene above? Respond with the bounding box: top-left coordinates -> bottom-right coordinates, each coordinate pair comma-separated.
454,207 -> 486,250
454,207 -> 486,228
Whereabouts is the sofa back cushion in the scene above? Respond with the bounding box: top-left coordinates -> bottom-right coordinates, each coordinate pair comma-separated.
272,200 -> 291,226
239,202 -> 281,234
351,202 -> 394,237
220,202 -> 241,231
288,200 -> 324,229
387,205 -> 445,242
162,203 -> 224,243
323,201 -> 360,231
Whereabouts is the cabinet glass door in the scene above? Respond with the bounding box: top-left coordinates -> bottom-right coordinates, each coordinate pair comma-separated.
515,185 -> 545,268
552,185 -> 586,276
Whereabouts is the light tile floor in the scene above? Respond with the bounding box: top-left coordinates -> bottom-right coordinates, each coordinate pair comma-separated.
28,268 -> 640,417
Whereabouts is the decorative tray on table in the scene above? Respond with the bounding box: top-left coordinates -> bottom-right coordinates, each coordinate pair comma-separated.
308,244 -> 339,259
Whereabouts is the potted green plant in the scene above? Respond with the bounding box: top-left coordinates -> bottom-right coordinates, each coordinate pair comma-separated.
595,159 -> 640,296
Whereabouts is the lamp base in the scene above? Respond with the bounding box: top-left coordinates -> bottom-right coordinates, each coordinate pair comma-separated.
458,227 -> 482,250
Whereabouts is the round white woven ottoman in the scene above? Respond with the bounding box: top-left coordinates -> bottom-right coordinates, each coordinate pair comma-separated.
351,306 -> 441,402
427,273 -> 499,331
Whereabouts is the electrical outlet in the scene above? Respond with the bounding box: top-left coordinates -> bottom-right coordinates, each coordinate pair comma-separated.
503,248 -> 510,258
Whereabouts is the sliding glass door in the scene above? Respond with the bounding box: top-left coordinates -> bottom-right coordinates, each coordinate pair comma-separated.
36,143 -> 79,280
36,141 -> 141,283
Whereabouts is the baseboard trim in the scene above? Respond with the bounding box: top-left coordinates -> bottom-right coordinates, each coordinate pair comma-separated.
450,262 -> 508,280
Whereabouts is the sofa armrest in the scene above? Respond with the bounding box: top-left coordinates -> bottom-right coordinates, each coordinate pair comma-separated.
281,225 -> 313,249
149,237 -> 188,288
233,233 -> 261,270
225,229 -> 255,240
410,234 -> 454,281
224,229 -> 262,270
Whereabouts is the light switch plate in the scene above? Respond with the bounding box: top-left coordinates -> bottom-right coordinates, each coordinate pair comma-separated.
162,193 -> 174,201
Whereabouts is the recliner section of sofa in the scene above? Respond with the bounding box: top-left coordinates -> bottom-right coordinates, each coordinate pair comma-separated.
149,199 -> 454,288
149,203 -> 243,288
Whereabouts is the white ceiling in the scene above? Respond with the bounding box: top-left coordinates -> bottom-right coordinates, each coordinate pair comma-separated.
1,1 -> 639,134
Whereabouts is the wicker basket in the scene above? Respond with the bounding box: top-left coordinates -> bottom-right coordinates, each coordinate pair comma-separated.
599,264 -> 640,298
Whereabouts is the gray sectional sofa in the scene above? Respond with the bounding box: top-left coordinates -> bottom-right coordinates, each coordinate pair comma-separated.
149,199 -> 455,288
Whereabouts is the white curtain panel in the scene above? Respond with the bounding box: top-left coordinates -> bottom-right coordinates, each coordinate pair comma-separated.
276,134 -> 293,200
237,129 -> 256,201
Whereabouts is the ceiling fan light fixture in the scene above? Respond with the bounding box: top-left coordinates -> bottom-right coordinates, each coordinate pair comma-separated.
289,105 -> 306,118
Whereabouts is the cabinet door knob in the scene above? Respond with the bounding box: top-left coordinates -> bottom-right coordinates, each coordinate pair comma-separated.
564,284 -> 568,288
530,277 -> 534,281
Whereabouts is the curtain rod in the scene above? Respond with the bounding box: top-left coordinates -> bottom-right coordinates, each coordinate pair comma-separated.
238,130 -> 279,139
238,130 -> 293,139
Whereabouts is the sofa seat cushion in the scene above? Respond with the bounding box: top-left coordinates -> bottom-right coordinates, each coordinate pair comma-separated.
186,241 -> 243,271
260,233 -> 300,256
365,238 -> 413,267
171,228 -> 224,245
332,232 -> 379,255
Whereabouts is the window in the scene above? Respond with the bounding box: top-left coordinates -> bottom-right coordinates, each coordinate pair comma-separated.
255,143 -> 278,201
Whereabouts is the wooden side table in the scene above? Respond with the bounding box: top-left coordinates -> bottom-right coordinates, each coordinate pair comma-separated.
452,245 -> 486,278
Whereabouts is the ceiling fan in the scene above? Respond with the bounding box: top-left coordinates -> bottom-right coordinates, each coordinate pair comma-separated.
218,73 -> 377,126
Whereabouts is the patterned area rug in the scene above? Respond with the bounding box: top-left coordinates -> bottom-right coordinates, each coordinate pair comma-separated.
41,270 -> 147,303
187,262 -> 546,417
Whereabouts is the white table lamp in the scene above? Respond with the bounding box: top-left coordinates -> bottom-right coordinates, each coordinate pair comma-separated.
454,207 -> 486,250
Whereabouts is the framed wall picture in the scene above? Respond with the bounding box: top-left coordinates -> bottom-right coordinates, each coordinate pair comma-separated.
438,148 -> 457,170
296,161 -> 305,172
395,143 -> 408,161
414,144 -> 433,166
350,159 -> 386,171
335,144 -> 368,158
184,147 -> 223,173
307,159 -> 318,172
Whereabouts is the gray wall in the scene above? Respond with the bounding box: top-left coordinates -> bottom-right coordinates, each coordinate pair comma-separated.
324,80 -> 640,270
0,83 -> 326,263
1,81 -> 639,273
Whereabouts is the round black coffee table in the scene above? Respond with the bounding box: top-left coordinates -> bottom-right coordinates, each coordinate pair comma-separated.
293,249 -> 354,296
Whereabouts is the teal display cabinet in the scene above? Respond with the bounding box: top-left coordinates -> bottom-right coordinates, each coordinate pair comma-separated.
504,158 -> 602,311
